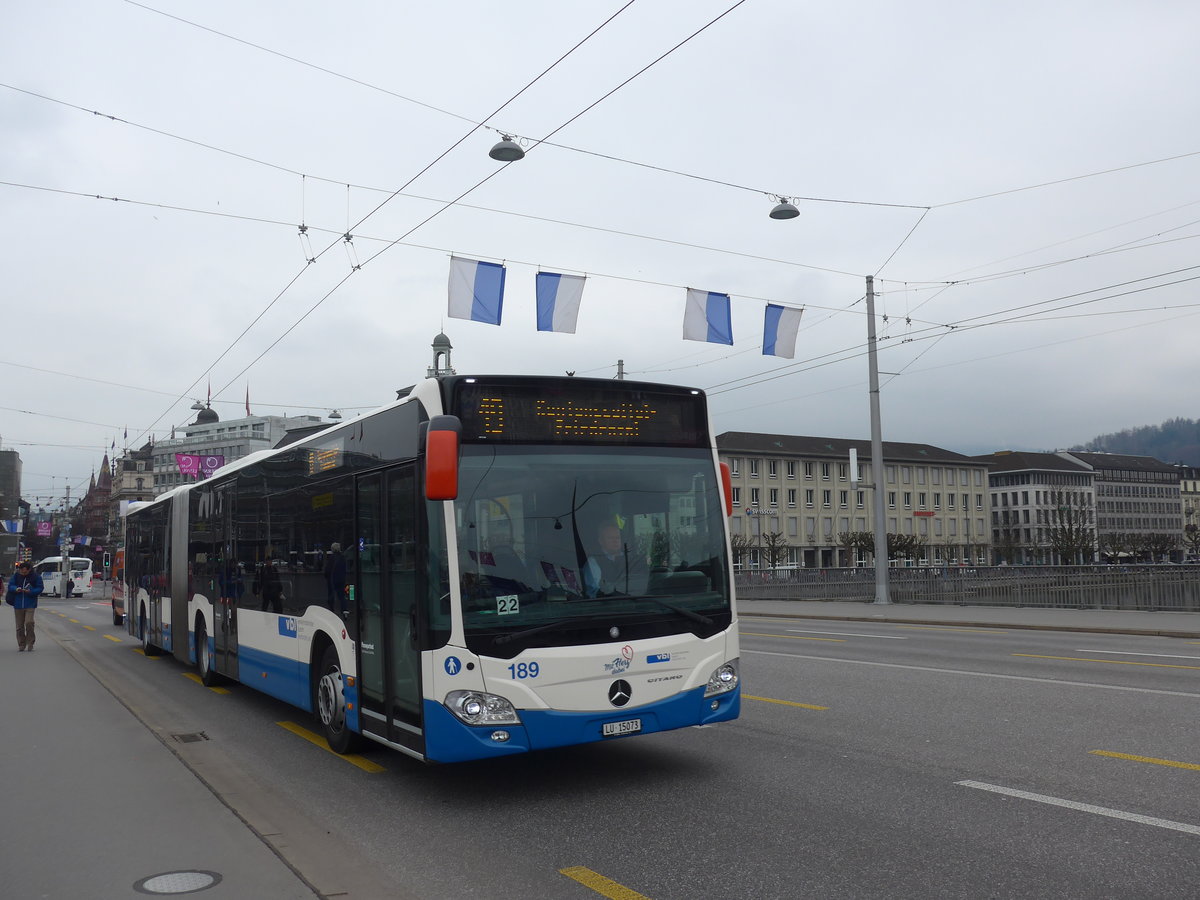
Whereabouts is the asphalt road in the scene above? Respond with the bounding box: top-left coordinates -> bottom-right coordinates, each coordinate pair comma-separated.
39,591 -> 1200,899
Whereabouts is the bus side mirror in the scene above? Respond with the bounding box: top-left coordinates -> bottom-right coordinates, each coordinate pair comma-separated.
720,462 -> 733,517
426,416 -> 461,501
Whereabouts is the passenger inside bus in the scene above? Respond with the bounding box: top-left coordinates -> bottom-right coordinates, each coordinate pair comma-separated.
253,557 -> 284,613
480,521 -> 533,595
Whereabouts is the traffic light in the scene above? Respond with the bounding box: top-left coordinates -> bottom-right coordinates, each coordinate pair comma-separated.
103,551 -> 112,569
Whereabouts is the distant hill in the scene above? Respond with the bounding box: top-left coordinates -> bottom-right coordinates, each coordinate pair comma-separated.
1071,417 -> 1200,466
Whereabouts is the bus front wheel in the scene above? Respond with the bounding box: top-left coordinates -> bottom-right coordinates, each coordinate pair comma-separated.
139,608 -> 161,657
315,645 -> 361,755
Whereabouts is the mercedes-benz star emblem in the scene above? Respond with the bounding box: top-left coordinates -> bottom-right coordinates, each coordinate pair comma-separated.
608,680 -> 632,707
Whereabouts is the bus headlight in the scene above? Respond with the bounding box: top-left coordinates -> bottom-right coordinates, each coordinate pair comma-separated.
703,660 -> 739,697
445,691 -> 521,726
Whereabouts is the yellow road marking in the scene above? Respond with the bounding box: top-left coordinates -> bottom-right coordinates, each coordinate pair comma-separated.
897,625 -> 1008,634
69,618 -> 80,623
182,672 -> 230,694
82,625 -> 95,631
745,694 -> 829,710
1091,750 -> 1200,771
740,631 -> 845,642
104,634 -> 123,643
132,646 -> 159,654
1015,653 -> 1200,671
560,867 -> 652,900
276,721 -> 385,773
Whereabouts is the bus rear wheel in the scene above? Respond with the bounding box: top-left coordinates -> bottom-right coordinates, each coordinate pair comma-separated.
197,620 -> 220,686
315,645 -> 361,755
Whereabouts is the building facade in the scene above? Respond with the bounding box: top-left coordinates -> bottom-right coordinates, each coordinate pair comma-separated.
717,432 -> 991,569
150,407 -> 327,494
974,451 -> 1096,564
1062,451 -> 1184,561
1181,465 -> 1200,559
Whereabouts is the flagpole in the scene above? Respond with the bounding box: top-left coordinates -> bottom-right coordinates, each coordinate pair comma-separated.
866,275 -> 891,604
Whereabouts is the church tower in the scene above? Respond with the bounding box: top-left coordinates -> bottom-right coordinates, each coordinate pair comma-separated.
427,332 -> 455,378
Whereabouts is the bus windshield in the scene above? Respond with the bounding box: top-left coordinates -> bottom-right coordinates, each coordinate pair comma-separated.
454,445 -> 731,656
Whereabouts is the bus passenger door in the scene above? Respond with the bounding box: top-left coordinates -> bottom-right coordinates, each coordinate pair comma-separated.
214,485 -> 239,678
355,467 -> 424,756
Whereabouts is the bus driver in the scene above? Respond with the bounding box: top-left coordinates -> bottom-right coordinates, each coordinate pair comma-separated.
584,523 -> 646,597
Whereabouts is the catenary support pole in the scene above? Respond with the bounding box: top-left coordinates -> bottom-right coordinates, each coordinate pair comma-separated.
866,276 -> 891,604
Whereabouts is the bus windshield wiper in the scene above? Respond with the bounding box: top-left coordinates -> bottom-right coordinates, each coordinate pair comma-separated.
493,619 -> 571,646
636,596 -> 714,626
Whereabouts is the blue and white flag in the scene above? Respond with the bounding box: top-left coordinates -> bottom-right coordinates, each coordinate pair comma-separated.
1,520 -> 21,534
762,303 -> 804,358
536,271 -> 586,333
683,288 -> 733,345
448,256 -> 506,325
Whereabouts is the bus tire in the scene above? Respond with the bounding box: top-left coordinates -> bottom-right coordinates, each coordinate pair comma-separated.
315,644 -> 362,755
139,607 -> 161,657
196,619 -> 220,687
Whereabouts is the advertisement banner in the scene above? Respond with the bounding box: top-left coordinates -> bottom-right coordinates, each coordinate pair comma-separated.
176,453 -> 226,478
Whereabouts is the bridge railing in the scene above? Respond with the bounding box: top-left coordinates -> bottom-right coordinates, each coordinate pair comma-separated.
733,565 -> 1200,612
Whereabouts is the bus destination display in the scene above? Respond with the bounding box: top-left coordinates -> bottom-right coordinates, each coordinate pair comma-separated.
453,382 -> 707,446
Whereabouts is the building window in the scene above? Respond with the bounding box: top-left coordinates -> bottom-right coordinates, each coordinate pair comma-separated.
769,488 -> 779,506
856,491 -> 865,508
805,489 -> 814,507
888,491 -> 896,508
749,459 -> 760,477
729,458 -> 740,477
751,488 -> 760,506
821,462 -> 831,480
768,460 -> 778,478
787,489 -> 797,508
839,490 -> 848,507
732,487 -> 741,507
786,461 -> 796,479
822,490 -> 832,508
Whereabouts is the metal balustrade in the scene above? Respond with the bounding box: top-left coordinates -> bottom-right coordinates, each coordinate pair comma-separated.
734,565 -> 1200,611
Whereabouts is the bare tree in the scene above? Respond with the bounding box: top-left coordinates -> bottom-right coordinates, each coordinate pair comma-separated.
994,510 -> 1021,564
1144,532 -> 1178,562
1046,490 -> 1096,565
1185,522 -> 1200,559
728,534 -> 752,569
761,532 -> 789,570
1099,531 -> 1133,563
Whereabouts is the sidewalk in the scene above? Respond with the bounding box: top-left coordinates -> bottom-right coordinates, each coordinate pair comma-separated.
738,598 -> 1200,638
0,617 -> 320,899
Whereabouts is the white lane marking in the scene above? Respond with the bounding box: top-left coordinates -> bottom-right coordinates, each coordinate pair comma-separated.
787,629 -> 907,640
1073,649 -> 1200,660
744,649 -> 1200,698
957,781 -> 1200,837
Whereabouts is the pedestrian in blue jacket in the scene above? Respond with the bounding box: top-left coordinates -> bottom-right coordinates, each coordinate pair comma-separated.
7,560 -> 44,651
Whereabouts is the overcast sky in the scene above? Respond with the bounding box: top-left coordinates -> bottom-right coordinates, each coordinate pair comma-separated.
4,0 -> 1199,510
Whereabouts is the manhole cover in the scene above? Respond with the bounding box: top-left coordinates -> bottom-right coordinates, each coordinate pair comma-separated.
134,870 -> 222,894
172,732 -> 210,743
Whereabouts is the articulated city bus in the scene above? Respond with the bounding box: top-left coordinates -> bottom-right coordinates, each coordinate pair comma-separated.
122,375 -> 739,763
